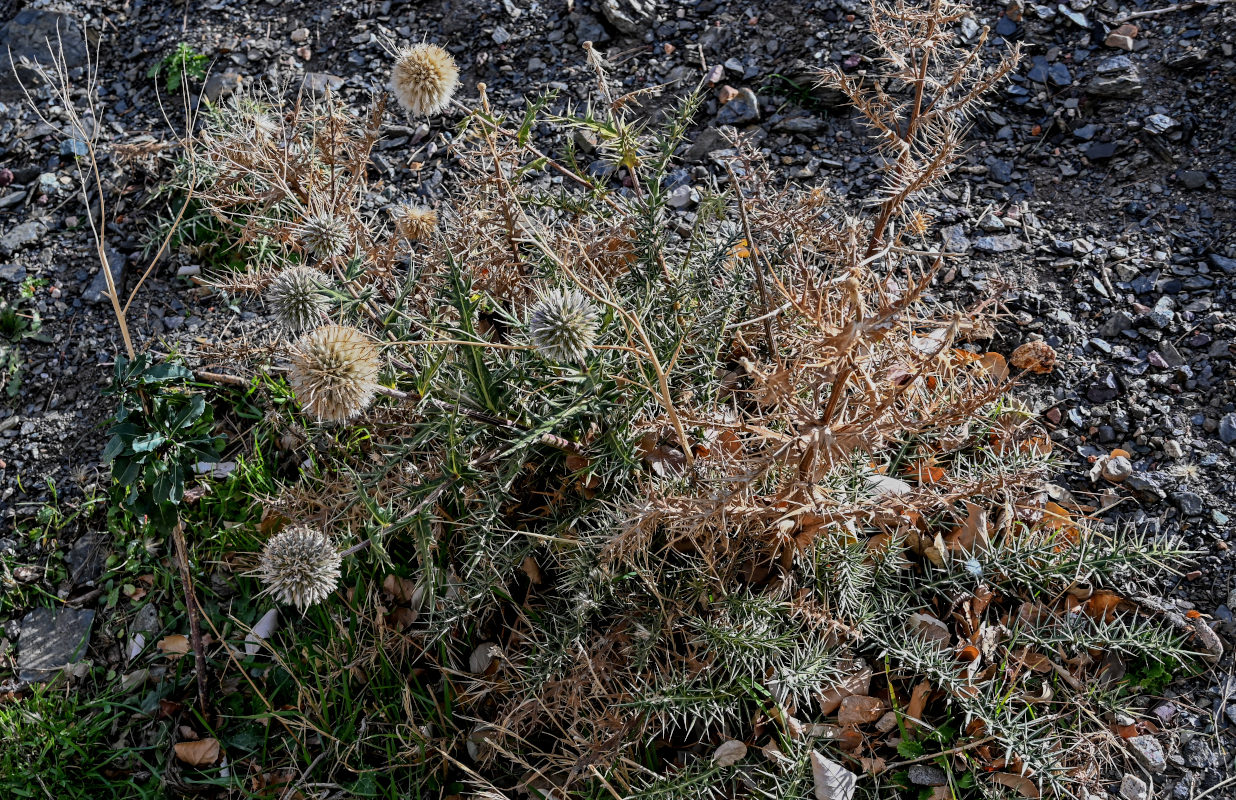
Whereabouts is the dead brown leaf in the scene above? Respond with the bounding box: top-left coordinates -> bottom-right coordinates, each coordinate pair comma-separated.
173,738 -> 221,767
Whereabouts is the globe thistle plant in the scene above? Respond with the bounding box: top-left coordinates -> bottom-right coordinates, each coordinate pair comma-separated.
287,324 -> 382,423
394,203 -> 438,242
297,211 -> 351,260
527,288 -> 602,364
266,266 -> 331,334
256,524 -> 343,611
390,43 -> 459,116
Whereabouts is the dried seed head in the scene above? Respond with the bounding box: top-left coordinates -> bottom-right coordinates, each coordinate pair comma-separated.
390,43 -> 459,116
256,525 -> 342,611
288,325 -> 381,423
1010,341 -> 1057,374
527,288 -> 601,364
251,111 -> 280,140
297,211 -> 351,260
266,266 -> 330,334
394,203 -> 438,242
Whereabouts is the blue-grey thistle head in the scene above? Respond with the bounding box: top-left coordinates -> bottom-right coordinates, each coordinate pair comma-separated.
256,524 -> 342,611
287,325 -> 381,423
527,288 -> 601,364
297,211 -> 351,260
266,266 -> 330,334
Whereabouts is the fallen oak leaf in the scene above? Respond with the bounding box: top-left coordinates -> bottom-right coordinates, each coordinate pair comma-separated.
157,634 -> 190,658
174,738 -> 221,767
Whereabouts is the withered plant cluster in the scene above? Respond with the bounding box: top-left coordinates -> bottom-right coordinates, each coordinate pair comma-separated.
179,2 -> 1192,797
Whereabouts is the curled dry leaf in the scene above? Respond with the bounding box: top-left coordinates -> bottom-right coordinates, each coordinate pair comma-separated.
711,739 -> 747,767
837,694 -> 885,726
383,574 -> 419,604
1010,341 -> 1057,374
470,642 -> 502,674
157,634 -> 190,657
245,608 -> 279,657
818,664 -> 872,714
810,750 -> 858,800
174,738 -> 221,767
977,352 -> 1009,382
991,772 -> 1040,798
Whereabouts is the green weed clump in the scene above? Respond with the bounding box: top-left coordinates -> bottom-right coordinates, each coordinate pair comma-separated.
98,1 -> 1199,797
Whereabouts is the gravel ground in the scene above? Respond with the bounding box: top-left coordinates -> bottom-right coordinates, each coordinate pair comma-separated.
1,0 -> 1234,795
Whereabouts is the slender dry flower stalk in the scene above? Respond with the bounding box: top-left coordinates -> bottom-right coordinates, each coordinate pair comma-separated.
287,324 -> 381,423
256,524 -> 343,610
390,43 -> 459,116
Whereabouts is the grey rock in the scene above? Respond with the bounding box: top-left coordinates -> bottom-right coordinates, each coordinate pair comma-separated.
598,0 -> 654,34
1120,773 -> 1148,800
0,190 -> 26,209
0,9 -> 91,83
1209,253 -> 1236,274
303,72 -> 344,98
66,533 -> 107,586
1127,735 -> 1167,773
907,765 -> 947,786
1098,310 -> 1134,338
685,126 -> 734,163
82,249 -> 126,304
1177,170 -> 1207,190
1170,491 -> 1204,516
0,220 -> 47,256
1144,113 -> 1177,135
491,25 -> 512,45
16,606 -> 95,682
1125,474 -> 1165,503
0,264 -> 26,283
716,88 -> 760,126
665,184 -> 698,209
972,234 -> 1022,253
941,224 -> 970,253
774,115 -> 824,135
1219,412 -> 1236,444
204,71 -> 243,103
1090,56 -> 1143,98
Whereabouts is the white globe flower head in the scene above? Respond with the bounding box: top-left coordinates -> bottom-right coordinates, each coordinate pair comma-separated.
266,266 -> 331,334
256,525 -> 343,611
287,325 -> 382,423
297,211 -> 351,260
527,288 -> 602,364
390,43 -> 460,117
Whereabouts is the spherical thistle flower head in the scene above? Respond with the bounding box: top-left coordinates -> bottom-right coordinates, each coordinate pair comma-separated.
394,203 -> 438,242
527,288 -> 602,364
390,43 -> 459,116
256,524 -> 342,611
297,211 -> 351,260
266,266 -> 331,334
288,325 -> 381,423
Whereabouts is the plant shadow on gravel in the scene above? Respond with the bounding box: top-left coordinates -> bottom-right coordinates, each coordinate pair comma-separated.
4,1 -> 1214,799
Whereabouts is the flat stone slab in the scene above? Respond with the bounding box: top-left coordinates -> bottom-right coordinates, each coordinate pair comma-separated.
16,606 -> 95,682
